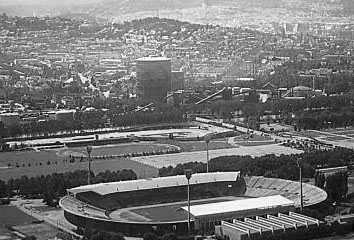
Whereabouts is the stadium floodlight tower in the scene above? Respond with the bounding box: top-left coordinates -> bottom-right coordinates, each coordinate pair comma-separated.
205,134 -> 212,173
87,145 -> 93,185
297,158 -> 303,211
185,169 -> 193,234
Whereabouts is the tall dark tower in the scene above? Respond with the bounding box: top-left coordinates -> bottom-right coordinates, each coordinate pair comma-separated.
136,57 -> 171,103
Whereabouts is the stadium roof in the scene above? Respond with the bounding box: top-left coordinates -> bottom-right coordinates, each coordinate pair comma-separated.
136,56 -> 171,62
68,172 -> 240,196
181,195 -> 294,218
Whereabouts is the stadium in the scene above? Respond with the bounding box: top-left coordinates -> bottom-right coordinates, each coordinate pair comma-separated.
59,172 -> 327,236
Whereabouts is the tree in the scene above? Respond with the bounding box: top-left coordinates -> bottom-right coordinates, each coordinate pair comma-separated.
143,232 -> 159,240
161,233 -> 177,240
323,172 -> 348,204
315,172 -> 325,188
18,175 -> 30,197
84,229 -> 124,240
0,180 -> 6,198
23,236 -> 36,240
108,232 -> 125,240
43,184 -> 56,207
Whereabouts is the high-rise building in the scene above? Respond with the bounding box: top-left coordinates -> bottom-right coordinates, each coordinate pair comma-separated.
136,57 -> 171,103
171,71 -> 185,91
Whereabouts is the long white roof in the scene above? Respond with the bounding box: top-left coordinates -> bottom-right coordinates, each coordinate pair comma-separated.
136,56 -> 170,62
69,172 -> 240,196
182,195 -> 294,217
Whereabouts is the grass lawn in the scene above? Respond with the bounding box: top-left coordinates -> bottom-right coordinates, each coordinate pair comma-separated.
155,139 -> 235,152
58,142 -> 178,157
232,134 -> 275,147
13,223 -> 64,240
322,136 -> 349,141
0,150 -> 62,168
0,142 -> 173,181
0,205 -> 37,234
0,155 -> 158,181
0,137 -> 274,181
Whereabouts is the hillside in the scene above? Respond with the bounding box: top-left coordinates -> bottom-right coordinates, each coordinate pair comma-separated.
1,0 -> 352,27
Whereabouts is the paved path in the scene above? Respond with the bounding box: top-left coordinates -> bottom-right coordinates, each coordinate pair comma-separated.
132,144 -> 303,168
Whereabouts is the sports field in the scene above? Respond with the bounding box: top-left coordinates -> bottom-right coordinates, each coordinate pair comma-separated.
304,127 -> 354,149
0,151 -> 158,181
57,142 -> 179,157
7,127 -> 219,147
0,137 -> 247,181
132,144 -> 303,168
0,139 -> 241,181
1,123 -> 305,181
109,196 -> 247,223
230,134 -> 275,146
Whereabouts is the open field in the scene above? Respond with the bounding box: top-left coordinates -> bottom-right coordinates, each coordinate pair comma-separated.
13,223 -> 65,240
304,127 -> 354,149
0,137 -> 249,181
322,136 -> 349,141
0,156 -> 158,181
0,205 -> 37,235
7,126 -> 219,147
57,142 -> 179,157
132,144 -> 303,169
12,199 -> 78,238
0,122 -> 304,181
0,142 -> 179,168
156,139 -> 237,152
0,137 -> 302,181
0,142 -> 182,181
230,134 -> 275,147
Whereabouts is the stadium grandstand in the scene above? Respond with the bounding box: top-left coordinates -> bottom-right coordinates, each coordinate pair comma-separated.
60,172 -> 327,236
216,212 -> 324,240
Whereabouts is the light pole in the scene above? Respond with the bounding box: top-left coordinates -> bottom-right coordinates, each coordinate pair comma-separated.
205,134 -> 211,173
87,145 -> 93,185
185,169 -> 193,235
297,158 -> 303,211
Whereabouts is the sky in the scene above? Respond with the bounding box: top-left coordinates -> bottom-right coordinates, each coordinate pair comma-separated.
0,0 -> 103,6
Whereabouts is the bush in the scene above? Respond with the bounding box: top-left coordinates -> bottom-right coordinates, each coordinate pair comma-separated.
143,232 -> 159,240
161,233 -> 177,240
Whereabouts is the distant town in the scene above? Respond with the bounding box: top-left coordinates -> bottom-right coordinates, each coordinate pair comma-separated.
2,1 -> 354,240
1,13 -> 354,142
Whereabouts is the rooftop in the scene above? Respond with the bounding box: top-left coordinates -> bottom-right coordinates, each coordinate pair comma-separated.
136,56 -> 171,62
68,172 -> 240,196
182,195 -> 294,217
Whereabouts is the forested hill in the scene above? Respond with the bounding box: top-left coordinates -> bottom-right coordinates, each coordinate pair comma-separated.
1,0 -> 350,18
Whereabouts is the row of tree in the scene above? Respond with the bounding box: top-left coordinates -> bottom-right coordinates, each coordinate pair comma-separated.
315,171 -> 348,204
82,228 -> 178,240
83,228 -> 125,240
297,109 -> 354,130
110,107 -> 184,128
2,104 -> 185,139
160,147 -> 354,180
0,169 -> 137,206
159,147 -> 353,204
265,60 -> 354,93
208,94 -> 354,120
206,94 -> 354,131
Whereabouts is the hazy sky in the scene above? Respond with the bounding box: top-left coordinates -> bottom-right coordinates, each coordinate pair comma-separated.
0,0 -> 103,6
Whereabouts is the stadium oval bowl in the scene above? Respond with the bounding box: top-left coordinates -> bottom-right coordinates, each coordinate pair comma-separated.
60,172 -> 327,235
